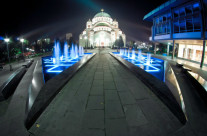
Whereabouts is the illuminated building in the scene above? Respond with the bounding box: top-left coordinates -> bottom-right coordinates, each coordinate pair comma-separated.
144,0 -> 207,67
79,9 -> 126,48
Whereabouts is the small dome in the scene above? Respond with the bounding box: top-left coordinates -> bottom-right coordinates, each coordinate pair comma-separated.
94,11 -> 111,18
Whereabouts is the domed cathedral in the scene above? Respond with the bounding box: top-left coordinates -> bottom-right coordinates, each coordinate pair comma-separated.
79,9 -> 126,48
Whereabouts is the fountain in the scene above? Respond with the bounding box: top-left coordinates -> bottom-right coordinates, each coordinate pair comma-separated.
138,50 -> 143,61
146,53 -> 151,65
112,49 -> 164,81
64,41 -> 69,62
70,44 -> 75,59
79,46 -> 84,56
53,41 -> 60,65
131,49 -> 135,60
75,45 -> 78,58
124,49 -> 127,56
128,50 -> 130,58
42,41 -> 91,82
120,49 -> 124,56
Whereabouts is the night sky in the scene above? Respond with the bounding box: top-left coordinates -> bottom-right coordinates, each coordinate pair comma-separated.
0,0 -> 167,42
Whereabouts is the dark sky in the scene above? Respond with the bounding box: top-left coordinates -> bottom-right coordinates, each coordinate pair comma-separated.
0,0 -> 167,42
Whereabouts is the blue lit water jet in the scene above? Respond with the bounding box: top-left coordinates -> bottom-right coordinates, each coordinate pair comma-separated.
131,49 -> 135,60
113,49 -> 164,81
53,41 -> 60,65
42,41 -> 91,82
70,44 -> 76,59
146,53 -> 151,65
64,41 -> 69,62
75,45 -> 78,58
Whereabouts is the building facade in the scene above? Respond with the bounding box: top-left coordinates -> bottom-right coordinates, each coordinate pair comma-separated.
144,0 -> 207,67
79,9 -> 126,48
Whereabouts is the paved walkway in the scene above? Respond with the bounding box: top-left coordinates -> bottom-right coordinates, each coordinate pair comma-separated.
29,49 -> 183,136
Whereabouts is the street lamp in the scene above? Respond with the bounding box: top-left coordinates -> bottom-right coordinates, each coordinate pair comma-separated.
4,38 -> 13,71
84,36 -> 87,52
20,38 -> 25,61
20,38 -> 24,53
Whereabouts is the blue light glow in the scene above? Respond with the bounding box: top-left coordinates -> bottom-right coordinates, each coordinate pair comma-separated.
0,36 -> 4,40
113,49 -> 165,81
42,41 -> 91,82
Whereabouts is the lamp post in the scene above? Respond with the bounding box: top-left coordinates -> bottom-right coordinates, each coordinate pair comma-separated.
20,38 -> 25,61
20,38 -> 26,61
84,36 -> 87,52
4,38 -> 13,71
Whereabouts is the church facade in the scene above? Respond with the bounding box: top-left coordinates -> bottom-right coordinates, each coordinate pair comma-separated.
79,9 -> 126,48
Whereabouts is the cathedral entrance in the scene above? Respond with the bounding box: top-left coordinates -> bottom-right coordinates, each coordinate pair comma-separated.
101,42 -> 104,47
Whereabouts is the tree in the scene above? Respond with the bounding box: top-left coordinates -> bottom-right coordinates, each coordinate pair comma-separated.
118,36 -> 124,48
129,41 -> 135,49
114,36 -> 124,48
68,37 -> 75,47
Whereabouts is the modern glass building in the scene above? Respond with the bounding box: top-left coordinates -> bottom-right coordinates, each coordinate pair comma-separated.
144,0 -> 207,67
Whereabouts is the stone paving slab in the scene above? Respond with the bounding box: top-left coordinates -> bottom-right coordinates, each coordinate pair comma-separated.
118,91 -> 136,105
105,91 -> 119,102
105,101 -> 125,119
90,86 -> 103,96
87,96 -> 104,110
82,110 -> 104,129
105,118 -> 129,136
92,79 -> 103,87
104,81 -> 116,90
123,104 -> 148,127
79,129 -> 105,136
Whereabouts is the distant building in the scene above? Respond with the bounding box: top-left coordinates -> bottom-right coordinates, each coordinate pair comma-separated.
79,9 -> 126,48
66,33 -> 73,40
144,0 -> 207,67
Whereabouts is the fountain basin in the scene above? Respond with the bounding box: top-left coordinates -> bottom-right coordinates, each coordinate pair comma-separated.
112,52 -> 165,82
42,53 -> 92,82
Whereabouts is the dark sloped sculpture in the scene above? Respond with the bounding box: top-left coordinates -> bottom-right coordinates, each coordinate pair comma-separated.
0,67 -> 26,101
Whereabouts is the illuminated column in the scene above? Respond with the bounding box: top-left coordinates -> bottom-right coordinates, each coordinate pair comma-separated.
172,40 -> 175,60
192,49 -> 196,61
167,43 -> 170,56
184,45 -> 188,58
